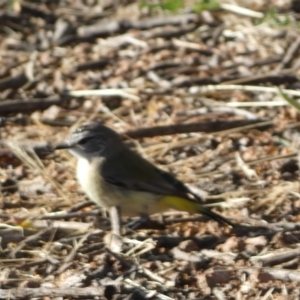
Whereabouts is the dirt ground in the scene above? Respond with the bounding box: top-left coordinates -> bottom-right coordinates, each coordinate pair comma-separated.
1,0 -> 300,299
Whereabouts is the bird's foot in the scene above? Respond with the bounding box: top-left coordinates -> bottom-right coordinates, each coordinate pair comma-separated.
104,232 -> 123,253
125,214 -> 166,230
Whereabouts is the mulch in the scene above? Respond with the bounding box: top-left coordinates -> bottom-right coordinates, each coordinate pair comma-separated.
1,1 -> 300,299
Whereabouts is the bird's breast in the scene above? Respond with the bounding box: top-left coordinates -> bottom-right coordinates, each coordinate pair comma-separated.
76,157 -> 171,216
76,158 -> 108,207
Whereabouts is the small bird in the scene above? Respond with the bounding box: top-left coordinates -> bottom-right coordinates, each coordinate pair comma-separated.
55,123 -> 235,227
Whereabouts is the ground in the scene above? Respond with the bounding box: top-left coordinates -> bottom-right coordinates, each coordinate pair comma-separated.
1,0 -> 300,299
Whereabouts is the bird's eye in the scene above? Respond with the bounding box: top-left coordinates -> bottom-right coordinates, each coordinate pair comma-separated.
77,137 -> 92,145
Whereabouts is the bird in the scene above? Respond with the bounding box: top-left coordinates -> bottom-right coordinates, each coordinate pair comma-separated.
54,122 -> 235,228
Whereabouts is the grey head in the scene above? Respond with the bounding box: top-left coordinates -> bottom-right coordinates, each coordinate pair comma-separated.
55,123 -> 123,159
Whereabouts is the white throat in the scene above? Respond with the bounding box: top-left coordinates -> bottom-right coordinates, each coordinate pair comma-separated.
76,158 -> 92,192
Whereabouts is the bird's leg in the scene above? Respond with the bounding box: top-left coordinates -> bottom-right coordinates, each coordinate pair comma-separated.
110,206 -> 122,236
125,213 -> 166,230
104,206 -> 123,253
125,213 -> 149,230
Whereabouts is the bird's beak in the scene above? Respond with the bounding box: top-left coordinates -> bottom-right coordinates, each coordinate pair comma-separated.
54,142 -> 73,150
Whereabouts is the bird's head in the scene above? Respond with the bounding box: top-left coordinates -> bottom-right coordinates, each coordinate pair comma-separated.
55,123 -> 122,159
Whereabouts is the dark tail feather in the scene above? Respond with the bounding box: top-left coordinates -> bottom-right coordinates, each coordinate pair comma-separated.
197,205 -> 236,227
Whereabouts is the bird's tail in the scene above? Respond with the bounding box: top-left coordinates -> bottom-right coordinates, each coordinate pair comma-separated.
159,195 -> 235,227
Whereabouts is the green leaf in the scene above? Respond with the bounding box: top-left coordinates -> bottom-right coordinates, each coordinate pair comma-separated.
160,0 -> 184,12
193,0 -> 220,13
278,87 -> 300,112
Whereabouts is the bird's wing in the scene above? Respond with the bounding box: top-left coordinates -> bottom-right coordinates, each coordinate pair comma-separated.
154,167 -> 202,201
100,148 -> 192,198
100,148 -> 235,227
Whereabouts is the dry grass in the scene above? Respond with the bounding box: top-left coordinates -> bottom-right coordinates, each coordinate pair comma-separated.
1,0 -> 300,299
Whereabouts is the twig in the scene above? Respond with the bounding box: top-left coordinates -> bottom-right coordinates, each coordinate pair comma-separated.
0,72 -> 28,91
172,38 -> 213,55
261,288 -> 275,300
124,278 -> 174,300
78,14 -> 198,37
176,106 -> 259,120
220,3 -> 264,18
235,153 -> 259,181
125,119 -> 270,139
9,226 -> 53,258
144,120 -> 273,155
226,101 -> 289,107
250,248 -> 300,267
39,210 -> 100,220
124,238 -> 156,257
276,36 -> 300,72
6,142 -> 66,200
0,287 -> 106,299
199,84 -> 300,97
56,233 -> 90,274
31,220 -> 92,232
0,98 -> 63,115
65,88 -> 140,101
